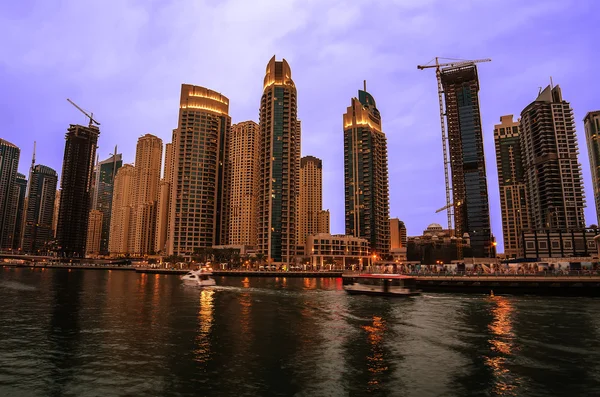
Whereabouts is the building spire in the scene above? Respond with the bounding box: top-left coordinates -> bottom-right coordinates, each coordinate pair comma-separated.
364,80 -> 367,92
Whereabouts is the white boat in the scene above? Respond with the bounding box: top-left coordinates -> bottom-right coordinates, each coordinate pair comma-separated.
342,274 -> 420,297
180,268 -> 216,287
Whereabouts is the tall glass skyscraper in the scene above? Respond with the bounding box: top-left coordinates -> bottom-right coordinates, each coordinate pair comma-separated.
440,65 -> 492,258
92,153 -> 122,254
343,86 -> 390,255
257,56 -> 300,264
56,124 -> 99,257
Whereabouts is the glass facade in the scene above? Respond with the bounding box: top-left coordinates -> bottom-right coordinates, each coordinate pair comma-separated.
343,89 -> 390,255
441,65 -> 492,258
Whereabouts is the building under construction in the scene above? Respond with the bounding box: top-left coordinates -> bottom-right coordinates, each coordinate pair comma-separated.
440,64 -> 493,257
56,124 -> 100,257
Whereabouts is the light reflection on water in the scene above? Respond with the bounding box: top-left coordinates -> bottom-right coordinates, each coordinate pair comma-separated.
194,289 -> 214,364
485,296 -> 521,396
1,268 -> 600,397
363,316 -> 388,390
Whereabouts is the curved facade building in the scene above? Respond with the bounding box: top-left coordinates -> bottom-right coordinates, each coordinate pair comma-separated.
257,56 -> 300,264
343,86 -> 390,255
169,85 -> 231,256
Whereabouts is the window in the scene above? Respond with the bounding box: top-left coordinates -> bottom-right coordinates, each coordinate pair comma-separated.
564,241 -> 572,249
538,241 -> 547,249
588,241 -> 596,248
551,241 -> 560,249
526,241 -> 534,249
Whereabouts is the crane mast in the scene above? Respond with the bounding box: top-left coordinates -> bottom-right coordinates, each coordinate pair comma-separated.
418,57 -> 491,234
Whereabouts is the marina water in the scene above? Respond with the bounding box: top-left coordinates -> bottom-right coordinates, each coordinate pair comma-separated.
1,267 -> 600,396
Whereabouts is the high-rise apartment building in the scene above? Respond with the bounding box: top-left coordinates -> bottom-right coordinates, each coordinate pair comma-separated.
52,190 -> 60,238
131,134 -> 162,256
257,56 -> 300,264
584,111 -> 600,225
86,210 -> 103,257
13,173 -> 27,251
22,165 -> 58,254
92,153 -> 122,254
343,85 -> 390,255
297,156 -> 323,253
389,218 -> 407,249
440,64 -> 492,257
169,85 -> 231,256
155,135 -> 175,254
0,138 -> 20,251
317,210 -> 330,235
494,115 -> 530,258
520,85 -> 585,231
56,124 -> 100,257
229,121 -> 260,246
109,164 -> 135,255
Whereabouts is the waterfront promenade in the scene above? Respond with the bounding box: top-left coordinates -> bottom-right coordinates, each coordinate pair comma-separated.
3,262 -> 600,295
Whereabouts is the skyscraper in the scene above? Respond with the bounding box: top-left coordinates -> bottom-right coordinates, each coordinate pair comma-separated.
92,153 -> 122,254
22,165 -> 58,254
86,209 -> 103,256
343,84 -> 390,255
155,134 -> 175,254
257,56 -> 300,264
229,121 -> 260,246
131,134 -> 162,256
169,85 -> 231,256
584,111 -> 600,225
0,138 -> 21,251
494,115 -> 530,258
440,64 -> 492,257
13,173 -> 27,251
56,124 -> 99,257
297,156 -> 323,254
520,85 -> 585,231
109,164 -> 135,255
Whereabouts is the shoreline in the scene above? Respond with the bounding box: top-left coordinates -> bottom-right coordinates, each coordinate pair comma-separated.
4,263 -> 600,296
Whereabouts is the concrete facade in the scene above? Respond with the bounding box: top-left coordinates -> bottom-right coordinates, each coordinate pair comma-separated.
494,115 -> 530,258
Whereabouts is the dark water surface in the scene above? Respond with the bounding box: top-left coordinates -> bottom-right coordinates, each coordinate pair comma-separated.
1,268 -> 600,397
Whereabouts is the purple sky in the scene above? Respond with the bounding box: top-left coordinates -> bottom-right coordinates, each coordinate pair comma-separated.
1,0 -> 598,252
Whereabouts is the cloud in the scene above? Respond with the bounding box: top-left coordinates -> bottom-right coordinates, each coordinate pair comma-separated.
0,0 -> 596,248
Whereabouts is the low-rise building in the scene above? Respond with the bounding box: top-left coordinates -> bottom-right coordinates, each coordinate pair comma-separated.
522,229 -> 599,259
306,233 -> 371,267
407,223 -> 472,264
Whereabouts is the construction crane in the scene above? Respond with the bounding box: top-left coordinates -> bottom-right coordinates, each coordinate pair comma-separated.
435,201 -> 461,214
67,98 -> 101,128
417,57 -> 491,233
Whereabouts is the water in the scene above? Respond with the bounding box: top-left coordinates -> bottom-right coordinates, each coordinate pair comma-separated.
1,268 -> 600,397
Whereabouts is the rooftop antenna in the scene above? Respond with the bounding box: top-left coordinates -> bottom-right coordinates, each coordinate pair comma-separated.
550,76 -> 554,89
26,141 -> 36,197
363,80 -> 367,91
